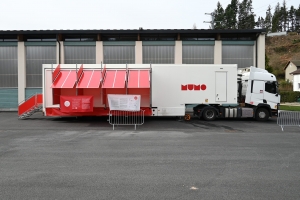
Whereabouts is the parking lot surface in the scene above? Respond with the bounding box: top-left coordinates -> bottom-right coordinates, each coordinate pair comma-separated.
0,112 -> 300,200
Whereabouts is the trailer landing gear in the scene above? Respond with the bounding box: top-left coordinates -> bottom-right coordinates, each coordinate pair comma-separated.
184,114 -> 191,121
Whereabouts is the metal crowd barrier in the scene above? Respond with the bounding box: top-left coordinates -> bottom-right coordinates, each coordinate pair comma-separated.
108,110 -> 145,130
277,110 -> 300,131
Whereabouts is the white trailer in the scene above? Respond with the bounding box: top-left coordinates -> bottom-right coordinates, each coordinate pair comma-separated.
19,64 -> 280,121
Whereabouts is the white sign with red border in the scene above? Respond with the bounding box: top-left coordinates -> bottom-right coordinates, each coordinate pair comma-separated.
107,94 -> 141,111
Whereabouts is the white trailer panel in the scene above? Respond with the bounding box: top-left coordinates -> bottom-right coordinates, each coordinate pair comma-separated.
151,64 -> 237,116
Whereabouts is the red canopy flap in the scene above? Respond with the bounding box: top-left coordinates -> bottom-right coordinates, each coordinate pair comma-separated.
51,70 -> 77,88
77,70 -> 102,88
102,70 -> 126,88
127,70 -> 150,88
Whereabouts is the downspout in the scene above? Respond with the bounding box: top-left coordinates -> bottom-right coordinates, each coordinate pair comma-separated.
255,33 -> 260,68
56,34 -> 61,64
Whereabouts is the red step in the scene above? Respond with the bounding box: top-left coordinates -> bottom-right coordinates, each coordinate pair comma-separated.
18,94 -> 43,116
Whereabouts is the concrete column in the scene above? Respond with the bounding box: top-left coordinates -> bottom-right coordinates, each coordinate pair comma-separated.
60,41 -> 65,64
18,42 -> 26,103
175,41 -> 182,64
96,41 -> 103,64
214,40 -> 222,64
256,34 -> 265,69
135,41 -> 143,64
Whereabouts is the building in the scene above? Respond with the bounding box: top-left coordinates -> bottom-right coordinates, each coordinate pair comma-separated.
284,60 -> 300,82
290,69 -> 300,91
0,29 -> 266,110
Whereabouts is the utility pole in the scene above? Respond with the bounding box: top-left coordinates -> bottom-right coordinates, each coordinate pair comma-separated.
204,13 -> 221,29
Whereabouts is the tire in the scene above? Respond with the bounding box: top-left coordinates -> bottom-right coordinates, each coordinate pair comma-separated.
202,107 -> 217,121
255,108 -> 269,121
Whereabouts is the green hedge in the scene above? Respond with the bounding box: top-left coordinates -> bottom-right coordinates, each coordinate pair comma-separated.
280,91 -> 300,102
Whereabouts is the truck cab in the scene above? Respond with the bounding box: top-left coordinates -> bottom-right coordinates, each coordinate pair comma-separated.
240,67 -> 280,120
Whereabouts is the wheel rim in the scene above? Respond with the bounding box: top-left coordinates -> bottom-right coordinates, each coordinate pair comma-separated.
258,111 -> 266,119
205,110 -> 214,119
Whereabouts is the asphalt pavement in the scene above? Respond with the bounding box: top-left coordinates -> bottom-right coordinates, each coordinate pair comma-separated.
0,111 -> 300,200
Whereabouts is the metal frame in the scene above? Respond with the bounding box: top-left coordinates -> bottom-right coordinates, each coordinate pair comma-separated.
277,110 -> 300,131
108,110 -> 145,130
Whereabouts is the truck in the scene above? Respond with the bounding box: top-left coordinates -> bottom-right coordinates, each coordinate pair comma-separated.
18,64 -> 280,121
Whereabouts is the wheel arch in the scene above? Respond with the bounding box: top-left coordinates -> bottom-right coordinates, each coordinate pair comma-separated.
200,105 -> 220,119
254,103 -> 272,117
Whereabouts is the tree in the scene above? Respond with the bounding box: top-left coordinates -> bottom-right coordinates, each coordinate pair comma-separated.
265,5 -> 272,32
288,6 -> 296,31
224,0 -> 239,29
265,54 -> 273,73
238,0 -> 255,29
280,0 -> 288,31
272,3 -> 281,32
295,5 -> 300,31
256,16 -> 265,28
213,2 -> 225,29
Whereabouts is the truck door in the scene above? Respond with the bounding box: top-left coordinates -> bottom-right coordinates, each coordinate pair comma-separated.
215,72 -> 227,101
251,80 -> 264,103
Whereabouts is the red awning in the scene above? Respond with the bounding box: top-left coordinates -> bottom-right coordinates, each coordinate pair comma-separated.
127,70 -> 150,88
77,70 -> 102,88
102,70 -> 126,88
51,70 -> 77,88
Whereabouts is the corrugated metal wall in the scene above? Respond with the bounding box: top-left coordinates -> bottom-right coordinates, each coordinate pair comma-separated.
0,88 -> 18,110
103,46 -> 135,64
182,45 -> 214,64
0,46 -> 18,87
222,45 -> 254,68
143,46 -> 175,64
26,46 -> 56,87
64,46 -> 96,64
0,46 -> 18,109
25,88 -> 43,99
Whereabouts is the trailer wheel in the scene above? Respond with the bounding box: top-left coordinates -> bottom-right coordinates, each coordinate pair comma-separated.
184,114 -> 191,121
255,108 -> 269,121
202,108 -> 217,121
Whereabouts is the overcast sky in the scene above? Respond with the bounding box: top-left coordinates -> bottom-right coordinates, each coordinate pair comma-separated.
0,0 -> 299,30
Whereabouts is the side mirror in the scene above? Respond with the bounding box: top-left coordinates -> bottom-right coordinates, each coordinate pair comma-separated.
275,93 -> 278,97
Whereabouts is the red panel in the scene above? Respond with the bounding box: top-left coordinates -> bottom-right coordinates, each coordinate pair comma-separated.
102,70 -> 126,88
45,107 -> 152,117
52,64 -> 60,82
77,70 -> 102,88
88,70 -> 102,88
77,71 -> 90,88
60,96 -> 93,113
77,64 -> 83,80
139,70 -> 150,88
51,70 -> 77,88
128,70 -> 150,88
18,94 -> 43,116
127,70 -> 138,88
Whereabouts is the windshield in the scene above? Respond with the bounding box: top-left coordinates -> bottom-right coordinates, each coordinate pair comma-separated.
265,81 -> 279,94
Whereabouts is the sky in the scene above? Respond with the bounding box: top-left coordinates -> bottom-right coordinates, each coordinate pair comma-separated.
0,0 -> 299,30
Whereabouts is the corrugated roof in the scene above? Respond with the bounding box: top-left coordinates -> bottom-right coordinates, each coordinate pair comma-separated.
0,29 -> 266,35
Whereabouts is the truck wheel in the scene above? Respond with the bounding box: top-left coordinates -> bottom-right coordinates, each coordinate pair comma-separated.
255,108 -> 269,121
202,108 -> 217,121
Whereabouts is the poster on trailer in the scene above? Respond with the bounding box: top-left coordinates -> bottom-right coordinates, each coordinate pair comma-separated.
107,94 -> 141,111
